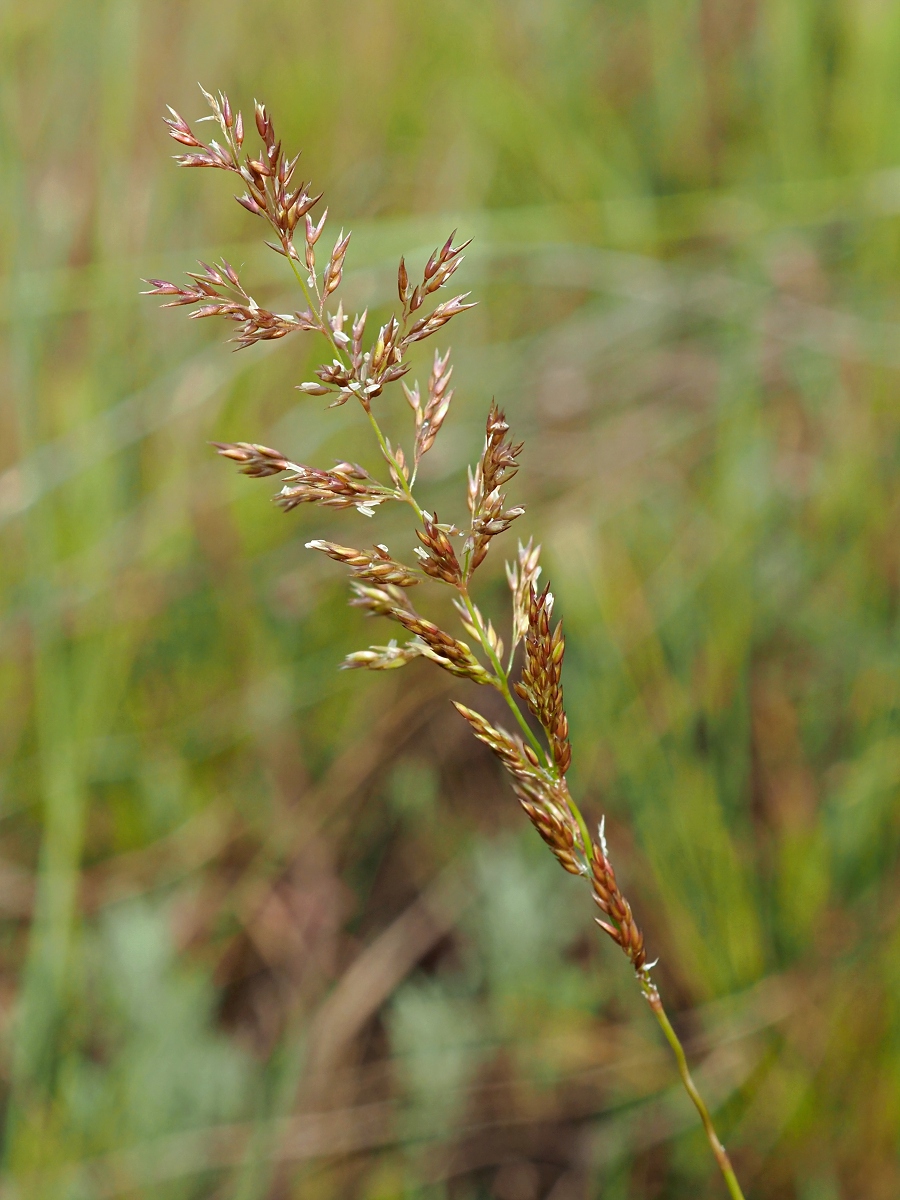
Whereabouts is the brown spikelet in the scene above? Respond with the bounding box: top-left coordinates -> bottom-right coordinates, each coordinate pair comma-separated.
212,442 -> 292,477
404,293 -> 476,345
397,257 -> 409,305
305,541 -> 421,586
465,402 -> 525,574
406,349 -> 455,467
323,229 -> 351,295
506,539 -> 542,653
513,584 -> 571,775
142,260 -> 314,349
590,839 -> 646,971
518,799 -> 584,876
415,512 -> 462,585
452,703 -> 583,874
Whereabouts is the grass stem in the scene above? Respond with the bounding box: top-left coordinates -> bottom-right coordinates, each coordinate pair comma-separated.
641,976 -> 746,1200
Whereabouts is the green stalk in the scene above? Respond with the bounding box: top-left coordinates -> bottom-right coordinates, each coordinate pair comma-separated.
363,408 -> 425,521
287,252 -> 327,330
640,975 -> 746,1199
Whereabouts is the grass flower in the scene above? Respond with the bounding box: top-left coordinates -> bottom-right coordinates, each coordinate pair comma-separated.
147,86 -> 748,1200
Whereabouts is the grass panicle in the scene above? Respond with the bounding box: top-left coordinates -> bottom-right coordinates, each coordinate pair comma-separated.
148,86 -> 748,1200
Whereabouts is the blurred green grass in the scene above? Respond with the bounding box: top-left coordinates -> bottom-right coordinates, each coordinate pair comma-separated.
2,1 -> 900,1197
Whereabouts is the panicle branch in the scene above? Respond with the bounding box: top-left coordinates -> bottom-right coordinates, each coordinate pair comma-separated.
452,704 -> 583,876
342,641 -> 429,671
590,836 -> 646,970
404,348 -> 455,472
506,539 -> 542,656
212,441 -> 294,476
514,584 -> 571,775
465,402 -> 526,575
452,596 -> 504,666
156,86 -> 474,423
164,88 -> 321,267
214,445 -> 397,517
305,541 -> 421,587
142,260 -> 316,349
398,231 -> 472,321
415,512 -> 463,585
276,464 -> 391,517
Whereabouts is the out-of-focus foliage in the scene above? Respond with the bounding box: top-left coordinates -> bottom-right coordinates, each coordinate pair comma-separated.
2,1 -> 900,1197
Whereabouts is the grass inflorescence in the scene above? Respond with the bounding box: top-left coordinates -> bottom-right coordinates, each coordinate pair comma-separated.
147,86 -> 747,1199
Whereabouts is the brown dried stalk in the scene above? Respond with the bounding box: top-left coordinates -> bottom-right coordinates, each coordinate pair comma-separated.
147,87 -> 747,1200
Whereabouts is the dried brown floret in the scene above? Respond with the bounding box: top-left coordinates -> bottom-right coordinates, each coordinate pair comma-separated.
323,229 -> 351,296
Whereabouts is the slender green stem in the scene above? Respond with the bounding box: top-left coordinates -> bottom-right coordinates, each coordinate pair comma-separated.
363,408 -> 425,520
562,789 -> 593,863
286,250 -> 355,378
640,975 -> 746,1199
287,253 -> 324,328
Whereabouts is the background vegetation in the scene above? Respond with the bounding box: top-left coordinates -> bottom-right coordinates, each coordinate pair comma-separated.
2,1 -> 900,1196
